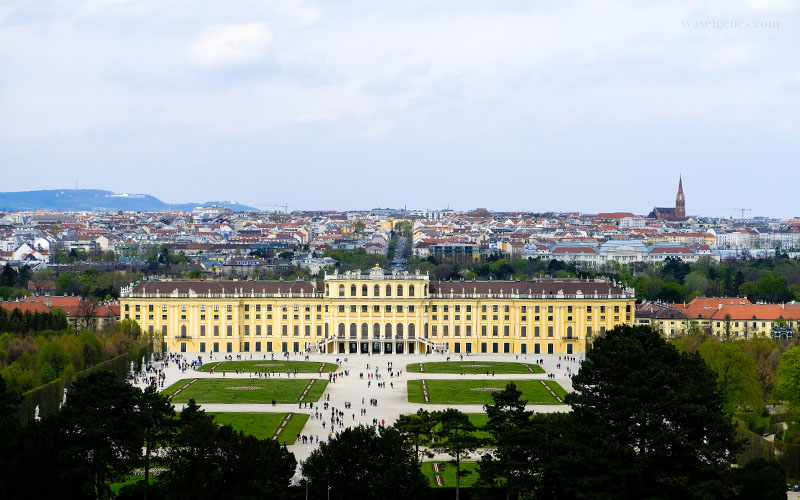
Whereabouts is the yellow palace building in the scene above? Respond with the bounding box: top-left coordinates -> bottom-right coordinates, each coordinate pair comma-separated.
120,266 -> 635,356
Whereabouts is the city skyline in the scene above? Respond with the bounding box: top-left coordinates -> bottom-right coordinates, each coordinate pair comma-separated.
1,1 -> 798,217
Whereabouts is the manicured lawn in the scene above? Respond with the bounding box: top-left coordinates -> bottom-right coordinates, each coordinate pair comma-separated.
164,378 -> 328,404
408,379 -> 565,405
421,461 -> 479,488
209,412 -> 310,444
199,360 -> 338,373
109,475 -> 146,495
545,380 -> 568,400
406,361 -> 544,374
466,413 -> 491,441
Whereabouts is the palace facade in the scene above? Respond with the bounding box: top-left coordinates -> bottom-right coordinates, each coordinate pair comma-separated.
120,266 -> 635,356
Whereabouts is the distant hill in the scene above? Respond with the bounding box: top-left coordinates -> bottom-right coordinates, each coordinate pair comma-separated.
0,189 -> 258,213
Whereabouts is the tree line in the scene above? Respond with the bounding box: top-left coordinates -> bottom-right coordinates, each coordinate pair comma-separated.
1,318 -> 149,394
409,253 -> 800,304
0,372 -> 297,500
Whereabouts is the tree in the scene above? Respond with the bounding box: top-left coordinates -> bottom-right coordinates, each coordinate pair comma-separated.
775,345 -> 800,409
162,400 -> 297,499
77,297 -> 100,331
431,409 -> 482,500
0,263 -> 18,287
303,425 -> 427,500
30,268 -> 55,295
697,340 -> 762,414
394,408 -> 434,463
563,325 -> 738,499
477,382 -> 540,500
58,370 -> 143,499
731,458 -> 787,500
137,386 -> 175,500
0,376 -> 21,492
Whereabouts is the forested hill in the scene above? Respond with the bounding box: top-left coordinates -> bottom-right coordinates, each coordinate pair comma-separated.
0,189 -> 257,213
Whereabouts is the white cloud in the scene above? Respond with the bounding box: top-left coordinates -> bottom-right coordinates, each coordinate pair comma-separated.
188,23 -> 272,68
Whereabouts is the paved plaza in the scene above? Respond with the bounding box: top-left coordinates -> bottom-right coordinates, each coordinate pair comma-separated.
134,350 -> 578,462
131,351 -> 800,496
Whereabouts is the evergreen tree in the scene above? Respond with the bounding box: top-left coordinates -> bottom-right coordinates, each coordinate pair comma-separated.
303,424 -> 427,500
563,325 -> 738,499
431,409 -> 482,500
476,382 -> 539,500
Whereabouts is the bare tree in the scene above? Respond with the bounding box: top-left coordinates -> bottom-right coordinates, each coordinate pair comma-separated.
78,297 -> 100,331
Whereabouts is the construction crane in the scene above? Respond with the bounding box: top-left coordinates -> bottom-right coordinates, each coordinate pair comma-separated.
256,203 -> 289,214
723,208 -> 751,220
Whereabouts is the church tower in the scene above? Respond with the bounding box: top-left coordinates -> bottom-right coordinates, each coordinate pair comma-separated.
675,176 -> 685,218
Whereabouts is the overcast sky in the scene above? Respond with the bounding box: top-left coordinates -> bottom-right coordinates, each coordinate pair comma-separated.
1,1 -> 798,217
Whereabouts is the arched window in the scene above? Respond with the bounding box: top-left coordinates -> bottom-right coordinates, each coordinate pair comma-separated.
339,285 -> 345,297
374,284 -> 380,297
181,325 -> 187,338
386,285 -> 392,297
350,284 -> 357,297
408,323 -> 415,338
397,285 -> 403,297
385,323 -> 392,339
424,323 -> 429,338
338,323 -> 345,337
325,284 -> 330,296
361,323 -> 368,339
373,323 -> 381,338
362,285 -> 368,297
409,285 -> 415,296
396,323 -> 404,338
567,326 -> 573,339
350,323 -> 357,338
325,324 -> 329,337
423,284 -> 428,295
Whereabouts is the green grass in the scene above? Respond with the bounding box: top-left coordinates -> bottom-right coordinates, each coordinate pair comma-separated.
408,379 -> 565,405
164,378 -> 329,404
109,475 -> 146,495
199,360 -> 338,373
545,380 -> 568,400
209,412 -> 310,444
421,461 -> 479,488
466,413 -> 491,441
406,361 -> 544,374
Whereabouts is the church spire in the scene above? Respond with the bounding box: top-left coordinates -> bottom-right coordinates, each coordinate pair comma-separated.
675,175 -> 685,218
